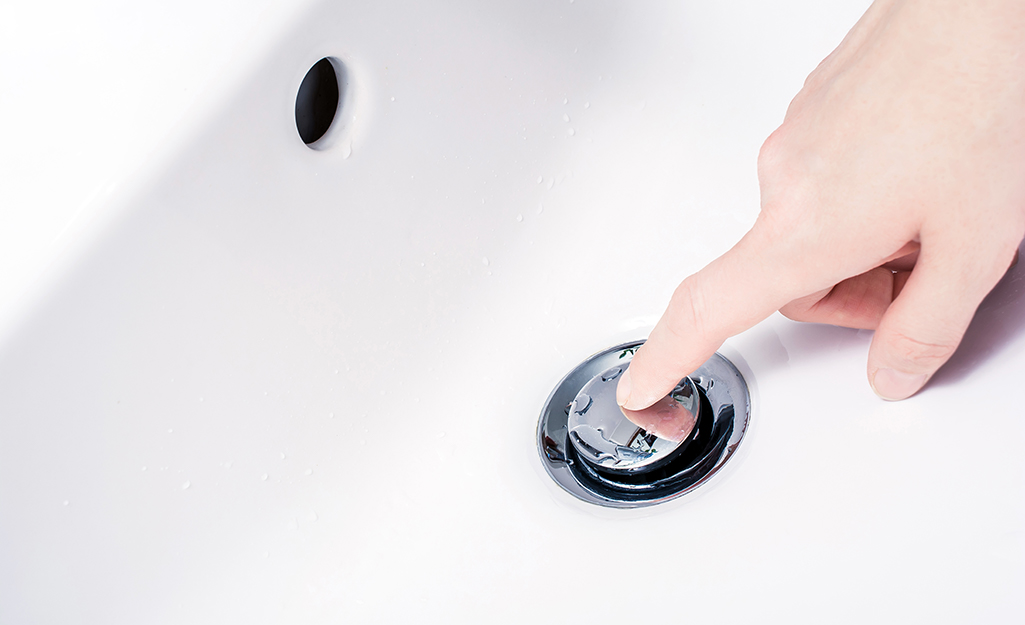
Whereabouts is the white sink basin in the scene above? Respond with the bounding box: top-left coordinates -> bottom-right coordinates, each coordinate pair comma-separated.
1,1 -> 1021,622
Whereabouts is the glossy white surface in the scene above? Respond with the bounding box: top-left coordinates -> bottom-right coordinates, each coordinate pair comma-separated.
1,1 -> 1022,622
0,0 -> 316,328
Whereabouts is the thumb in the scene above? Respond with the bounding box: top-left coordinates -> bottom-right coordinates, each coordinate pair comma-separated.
868,244 -> 1010,400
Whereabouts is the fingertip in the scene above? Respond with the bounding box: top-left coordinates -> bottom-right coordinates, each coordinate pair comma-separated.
869,367 -> 928,401
615,367 -> 632,407
621,330 -> 719,411
621,390 -> 663,411
616,365 -> 667,410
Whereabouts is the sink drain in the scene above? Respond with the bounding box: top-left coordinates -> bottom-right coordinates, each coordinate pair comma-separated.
537,340 -> 750,508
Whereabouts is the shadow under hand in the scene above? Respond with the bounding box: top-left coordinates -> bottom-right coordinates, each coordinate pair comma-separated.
929,240 -> 1025,388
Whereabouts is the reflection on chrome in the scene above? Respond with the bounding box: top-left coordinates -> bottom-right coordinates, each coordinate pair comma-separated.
537,341 -> 750,508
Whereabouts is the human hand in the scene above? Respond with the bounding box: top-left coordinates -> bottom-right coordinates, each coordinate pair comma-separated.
618,0 -> 1025,412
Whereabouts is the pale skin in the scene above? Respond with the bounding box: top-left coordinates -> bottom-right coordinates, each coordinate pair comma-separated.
617,0 -> 1025,415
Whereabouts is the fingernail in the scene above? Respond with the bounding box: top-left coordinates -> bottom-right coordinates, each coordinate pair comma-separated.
616,368 -> 632,407
871,368 -> 927,401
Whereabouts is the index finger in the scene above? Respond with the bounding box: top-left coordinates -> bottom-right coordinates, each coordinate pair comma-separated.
616,225 -> 801,411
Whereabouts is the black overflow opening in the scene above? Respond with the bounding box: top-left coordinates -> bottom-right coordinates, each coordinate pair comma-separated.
295,58 -> 340,145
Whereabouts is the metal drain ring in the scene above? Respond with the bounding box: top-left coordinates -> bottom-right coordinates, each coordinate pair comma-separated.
537,340 -> 751,508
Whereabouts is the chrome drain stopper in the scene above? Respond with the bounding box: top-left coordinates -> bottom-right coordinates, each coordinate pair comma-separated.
567,366 -> 699,474
537,340 -> 750,508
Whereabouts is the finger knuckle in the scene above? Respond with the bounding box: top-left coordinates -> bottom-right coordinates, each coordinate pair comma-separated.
665,279 -> 709,343
755,131 -> 818,233
757,128 -> 787,180
886,331 -> 958,369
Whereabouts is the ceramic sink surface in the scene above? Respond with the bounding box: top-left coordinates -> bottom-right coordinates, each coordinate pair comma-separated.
1,1 -> 1022,623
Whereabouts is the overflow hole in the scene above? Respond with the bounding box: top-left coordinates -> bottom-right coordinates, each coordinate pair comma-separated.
295,58 -> 341,147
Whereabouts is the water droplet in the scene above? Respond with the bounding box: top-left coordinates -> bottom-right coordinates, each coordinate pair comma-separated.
537,175 -> 543,184
198,397 -> 204,402
181,481 -> 191,490
567,128 -> 576,136
62,500 -> 69,506
572,393 -> 593,415
600,368 -> 622,382
482,257 -> 490,266
167,428 -> 173,434
329,412 -> 335,418
334,369 -> 339,374
547,178 -> 555,190
304,468 -> 313,476
261,473 -> 269,481
537,202 -> 544,214
390,96 -> 395,101
562,97 -> 569,105
515,214 -> 523,222
141,466 -> 147,471
224,461 -> 233,469
342,142 -> 353,159
280,452 -> 286,460
584,102 -> 590,109
563,113 -> 570,123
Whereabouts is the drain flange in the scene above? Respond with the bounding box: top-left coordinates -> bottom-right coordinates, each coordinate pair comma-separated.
537,340 -> 750,508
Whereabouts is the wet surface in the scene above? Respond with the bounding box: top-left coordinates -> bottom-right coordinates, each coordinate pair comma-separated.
620,385 -> 699,443
567,364 -> 699,471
